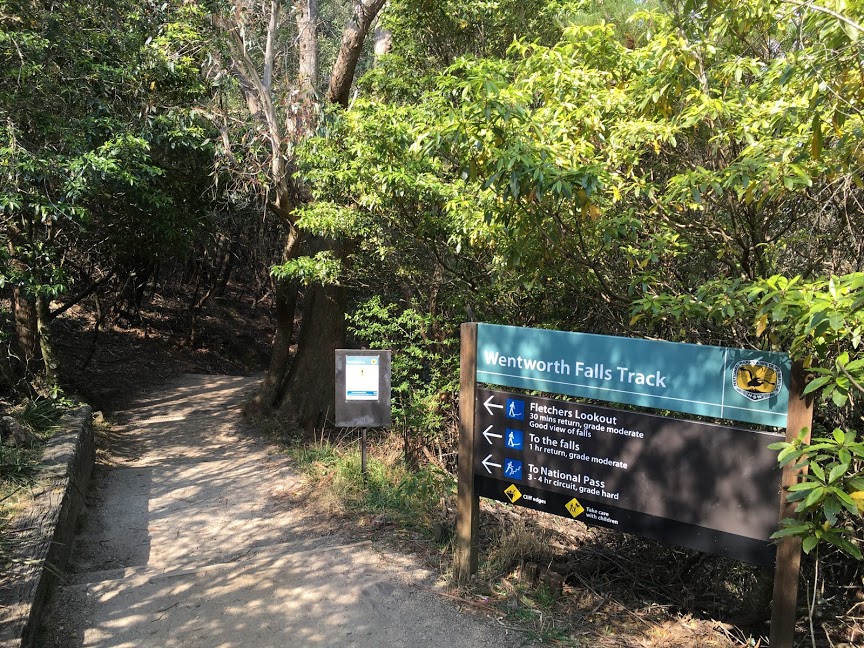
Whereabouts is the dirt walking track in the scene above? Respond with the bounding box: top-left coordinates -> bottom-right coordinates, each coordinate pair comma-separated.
35,374 -> 530,648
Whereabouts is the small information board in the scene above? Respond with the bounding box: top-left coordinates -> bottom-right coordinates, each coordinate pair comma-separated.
334,350 -> 391,428
346,355 -> 381,401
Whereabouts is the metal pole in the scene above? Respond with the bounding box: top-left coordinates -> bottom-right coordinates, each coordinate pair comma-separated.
361,427 -> 368,480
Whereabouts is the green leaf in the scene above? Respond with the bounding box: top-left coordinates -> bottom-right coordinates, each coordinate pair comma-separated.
829,463 -> 850,484
825,534 -> 863,560
823,495 -> 842,523
811,462 -> 826,482
803,486 -> 826,508
810,112 -> 823,160
787,481 -> 820,492
802,535 -> 819,553
778,444 -> 803,466
833,488 -> 859,514
832,388 -> 849,408
771,525 -> 810,538
803,375 -> 831,395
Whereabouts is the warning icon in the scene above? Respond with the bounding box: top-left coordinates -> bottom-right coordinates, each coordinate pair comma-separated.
565,498 -> 585,518
504,484 -> 522,503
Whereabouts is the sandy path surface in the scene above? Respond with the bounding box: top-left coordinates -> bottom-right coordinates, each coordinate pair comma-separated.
35,374 -> 531,648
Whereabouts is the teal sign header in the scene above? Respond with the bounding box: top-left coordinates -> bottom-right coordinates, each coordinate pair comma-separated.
476,324 -> 790,427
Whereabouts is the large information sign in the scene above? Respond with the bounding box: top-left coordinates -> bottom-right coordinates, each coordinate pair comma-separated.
457,324 -> 813,646
473,388 -> 784,566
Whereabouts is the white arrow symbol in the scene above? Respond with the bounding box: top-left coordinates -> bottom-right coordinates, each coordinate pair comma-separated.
482,425 -> 502,445
483,395 -> 504,416
481,454 -> 502,474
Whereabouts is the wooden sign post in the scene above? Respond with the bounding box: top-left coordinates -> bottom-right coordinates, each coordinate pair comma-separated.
455,323 -> 479,582
770,362 -> 814,648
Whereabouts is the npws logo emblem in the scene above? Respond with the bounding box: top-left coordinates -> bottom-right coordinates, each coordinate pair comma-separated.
733,360 -> 782,401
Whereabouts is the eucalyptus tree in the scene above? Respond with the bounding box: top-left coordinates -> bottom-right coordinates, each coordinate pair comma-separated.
206,0 -> 390,428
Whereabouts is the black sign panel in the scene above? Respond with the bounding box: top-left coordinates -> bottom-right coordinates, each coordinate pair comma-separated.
474,388 -> 784,566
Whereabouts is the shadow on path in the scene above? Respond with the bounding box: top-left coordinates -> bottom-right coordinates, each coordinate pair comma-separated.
35,375 -> 531,648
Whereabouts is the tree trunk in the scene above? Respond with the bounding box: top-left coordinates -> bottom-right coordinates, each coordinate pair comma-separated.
279,235 -> 346,431
12,285 -> 38,367
327,0 -> 387,107
249,227 -> 301,412
35,294 -> 59,391
217,0 -> 385,426
10,239 -> 39,372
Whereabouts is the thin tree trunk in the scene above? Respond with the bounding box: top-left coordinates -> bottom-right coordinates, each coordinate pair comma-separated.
0,338 -> 32,397
297,0 -> 318,96
35,294 -> 59,390
262,0 -> 279,92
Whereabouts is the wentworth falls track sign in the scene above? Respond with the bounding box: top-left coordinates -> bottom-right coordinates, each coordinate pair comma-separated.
477,323 -> 790,428
471,323 -> 792,566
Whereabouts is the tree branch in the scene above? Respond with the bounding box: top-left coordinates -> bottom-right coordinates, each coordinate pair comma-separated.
214,13 -> 296,223
327,0 -> 386,107
838,361 -> 864,396
49,270 -> 115,320
263,0 -> 279,92
779,0 -> 864,34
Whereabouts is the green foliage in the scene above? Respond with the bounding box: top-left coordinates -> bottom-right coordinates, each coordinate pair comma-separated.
1,398 -> 61,502
305,0 -> 864,562
271,251 -> 342,286
14,398 -> 62,434
749,273 -> 864,409
348,297 -> 459,449
383,0 -> 653,69
770,427 -> 864,560
0,0 -> 216,388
